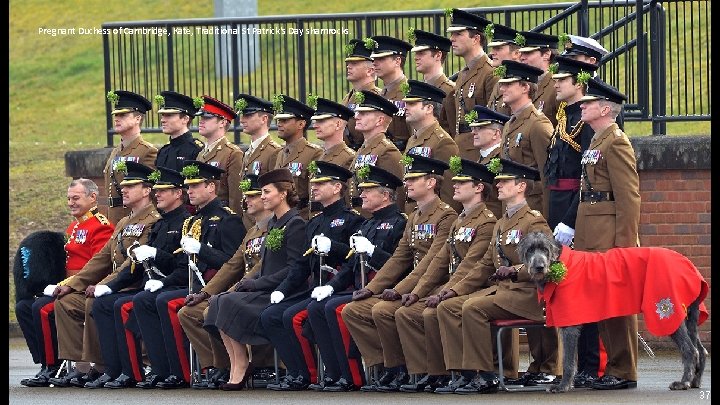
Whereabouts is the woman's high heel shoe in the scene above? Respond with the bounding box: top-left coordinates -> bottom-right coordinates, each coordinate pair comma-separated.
221,362 -> 254,391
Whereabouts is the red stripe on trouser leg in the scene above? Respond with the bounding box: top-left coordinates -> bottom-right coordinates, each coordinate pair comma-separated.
120,301 -> 143,381
167,298 -> 191,382
334,303 -> 363,387
291,309 -> 317,383
598,336 -> 607,377
39,302 -> 56,366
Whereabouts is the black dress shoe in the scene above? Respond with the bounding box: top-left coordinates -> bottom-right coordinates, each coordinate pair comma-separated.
84,373 -> 115,389
251,367 -> 277,388
454,373 -> 499,394
21,366 -> 46,386
361,370 -> 396,392
49,368 -> 85,387
323,377 -> 359,392
136,374 -> 164,389
434,374 -> 474,394
278,375 -> 310,391
309,377 -> 336,391
266,375 -> 295,390
156,374 -> 188,389
573,370 -> 597,388
591,374 -> 637,390
377,371 -> 410,392
70,368 -> 100,387
104,373 -> 137,389
400,374 -> 444,392
24,365 -> 63,387
424,375 -> 451,392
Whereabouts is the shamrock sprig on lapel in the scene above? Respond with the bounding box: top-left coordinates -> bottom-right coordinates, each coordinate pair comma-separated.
265,226 -> 285,251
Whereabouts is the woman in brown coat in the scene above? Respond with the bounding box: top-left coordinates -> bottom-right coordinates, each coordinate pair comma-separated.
203,168 -> 307,390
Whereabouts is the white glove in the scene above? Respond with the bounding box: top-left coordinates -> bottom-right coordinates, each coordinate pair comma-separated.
93,284 -> 112,297
350,235 -> 375,257
553,222 -> 575,246
181,236 -> 202,255
311,285 -> 334,301
133,245 -> 157,261
43,284 -> 57,297
311,234 -> 331,254
144,279 -> 164,292
270,291 -> 285,304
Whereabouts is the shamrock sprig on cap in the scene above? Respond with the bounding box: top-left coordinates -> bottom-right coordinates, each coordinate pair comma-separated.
514,33 -> 526,47
484,23 -> 495,42
272,94 -> 285,113
307,94 -> 319,110
344,43 -> 354,57
234,98 -> 248,113
548,63 -> 559,75
356,164 -> 370,181
443,7 -> 454,18
192,97 -> 204,109
449,155 -> 462,175
308,160 -> 319,175
107,91 -> 119,106
407,27 -> 416,43
558,33 -> 572,50
493,65 -> 507,78
400,154 -> 414,167
463,109 -> 478,125
486,157 -> 502,175
154,95 -> 165,107
400,82 -> 411,98
113,160 -> 127,174
148,169 -> 162,183
363,37 -> 377,50
181,164 -> 200,179
354,91 -> 365,104
577,70 -> 592,85
238,178 -> 251,192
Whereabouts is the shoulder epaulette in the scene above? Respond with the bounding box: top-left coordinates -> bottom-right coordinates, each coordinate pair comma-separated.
381,138 -> 393,146
401,212 -> 409,219
485,209 -> 494,218
140,139 -> 155,148
307,142 -> 323,150
350,208 -> 361,216
194,139 -> 205,148
226,142 -> 241,150
94,212 -> 110,225
223,206 -> 237,215
614,128 -> 624,137
311,211 -> 322,219
268,140 -> 281,149
529,209 -> 542,217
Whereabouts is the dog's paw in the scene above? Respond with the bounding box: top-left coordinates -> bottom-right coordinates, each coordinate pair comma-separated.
547,383 -> 571,393
669,381 -> 690,390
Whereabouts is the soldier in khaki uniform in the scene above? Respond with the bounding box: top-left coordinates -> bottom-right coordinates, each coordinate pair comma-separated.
309,97 -> 356,214
342,38 -> 382,151
401,79 -> 461,213
235,94 -> 281,229
485,23 -> 521,117
497,60 -> 553,216
576,78 -> 641,391
409,29 -> 456,137
195,95 -> 245,215
436,159 -> 555,394
518,31 -> 561,127
350,90 -> 405,214
467,105 -> 510,218
272,94 -> 324,220
103,90 -> 158,224
53,163 -> 161,377
342,154 -> 457,392
394,158 -> 497,392
178,174 -> 273,389
369,35 -> 413,151
446,9 -> 498,161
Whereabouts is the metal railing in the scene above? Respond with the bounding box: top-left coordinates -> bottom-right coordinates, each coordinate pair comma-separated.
101,0 -> 710,144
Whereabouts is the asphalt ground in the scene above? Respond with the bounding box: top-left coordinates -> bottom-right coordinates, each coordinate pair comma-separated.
9,337 -> 712,405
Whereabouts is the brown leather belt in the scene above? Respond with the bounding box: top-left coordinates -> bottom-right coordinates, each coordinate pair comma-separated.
580,191 -> 614,202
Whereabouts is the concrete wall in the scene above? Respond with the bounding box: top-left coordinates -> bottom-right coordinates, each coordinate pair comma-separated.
65,135 -> 712,349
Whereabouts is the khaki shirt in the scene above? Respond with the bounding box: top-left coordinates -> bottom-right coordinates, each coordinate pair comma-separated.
66,203 -> 161,291
198,136 -> 245,215
366,196 -> 458,295
103,135 -> 158,224
274,137 -> 324,219
534,72 -> 560,127
413,202 -> 496,297
574,123 -> 640,251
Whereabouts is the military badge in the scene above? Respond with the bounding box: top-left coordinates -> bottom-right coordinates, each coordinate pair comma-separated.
377,223 -> 394,230
414,224 -> 436,240
537,100 -> 545,113
394,100 -> 406,117
656,297 -> 674,320
209,216 -> 221,221
288,162 -> 303,176
75,229 -> 88,244
251,161 -> 261,175
355,154 -> 378,168
330,218 -> 346,228
467,82 -> 476,98
454,227 -> 476,242
506,229 -> 522,244
514,133 -> 523,147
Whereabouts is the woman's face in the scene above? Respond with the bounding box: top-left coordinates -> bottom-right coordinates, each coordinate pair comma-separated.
261,183 -> 286,212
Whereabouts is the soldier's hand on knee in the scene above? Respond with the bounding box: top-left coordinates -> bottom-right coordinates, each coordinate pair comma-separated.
401,293 -> 419,307
425,294 -> 441,308
439,289 -> 457,301
352,288 -> 373,301
381,288 -> 401,301
85,285 -> 96,298
185,291 -> 209,306
54,285 -> 72,298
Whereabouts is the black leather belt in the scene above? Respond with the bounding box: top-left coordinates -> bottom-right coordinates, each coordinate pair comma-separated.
457,123 -> 471,134
580,191 -> 614,202
351,196 -> 363,207
107,197 -> 124,208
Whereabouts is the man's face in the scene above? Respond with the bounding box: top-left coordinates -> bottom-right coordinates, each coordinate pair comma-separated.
121,183 -> 148,207
187,182 -> 213,207
159,112 -> 188,136
372,55 -> 399,79
413,49 -> 439,74
404,176 -> 432,201
472,125 -> 501,150
312,117 -> 340,141
198,115 -> 226,138
276,117 -> 303,141
580,99 -> 605,124
403,100 -> 427,124
353,110 -> 383,132
310,180 -> 338,205
154,188 -> 182,212
554,76 -> 582,103
500,81 -> 526,105
519,49 -> 544,69
245,194 -> 263,216
452,180 -> 478,203
450,30 -> 475,57
113,112 -> 141,135
239,112 -> 265,136
496,178 -> 520,201
346,60 -> 373,82
67,184 -> 96,218
489,44 -> 517,67
568,53 -> 597,65
360,186 -> 387,212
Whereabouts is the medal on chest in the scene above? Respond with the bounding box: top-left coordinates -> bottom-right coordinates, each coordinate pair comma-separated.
246,236 -> 265,255
414,223 -> 436,241
330,218 -> 346,228
112,156 -> 139,170
355,154 -> 378,168
377,222 -> 394,230
408,146 -> 432,158
393,100 -> 406,117
581,149 -> 602,165
454,227 -> 476,242
74,229 -> 88,244
208,161 -> 220,167
514,133 -> 523,147
467,82 -> 476,98
250,161 -> 261,175
288,162 -> 303,176
505,229 -> 522,244
122,223 -> 145,237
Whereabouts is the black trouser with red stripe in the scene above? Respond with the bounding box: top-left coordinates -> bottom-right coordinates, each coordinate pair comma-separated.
133,287 -> 189,382
16,296 -> 58,367
260,295 -> 317,382
307,293 -> 366,386
92,291 -> 142,378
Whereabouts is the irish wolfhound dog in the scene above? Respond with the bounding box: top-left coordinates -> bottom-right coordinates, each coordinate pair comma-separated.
517,231 -> 708,393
